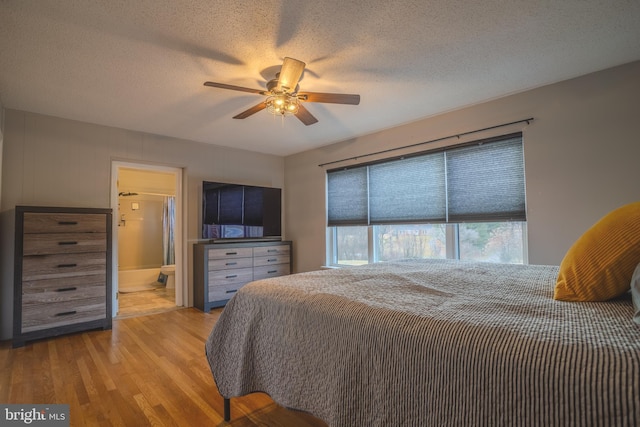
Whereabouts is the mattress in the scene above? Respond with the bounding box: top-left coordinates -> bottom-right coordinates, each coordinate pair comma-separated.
205,259 -> 640,426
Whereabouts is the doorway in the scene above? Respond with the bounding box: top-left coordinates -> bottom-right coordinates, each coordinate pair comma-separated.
110,161 -> 184,318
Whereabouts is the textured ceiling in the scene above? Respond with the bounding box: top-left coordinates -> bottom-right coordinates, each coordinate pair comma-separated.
1,1 -> 639,156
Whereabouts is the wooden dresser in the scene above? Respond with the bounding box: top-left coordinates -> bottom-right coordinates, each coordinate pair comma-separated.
193,241 -> 292,312
13,206 -> 112,347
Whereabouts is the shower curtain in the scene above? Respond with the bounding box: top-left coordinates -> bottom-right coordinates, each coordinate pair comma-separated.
163,196 -> 175,265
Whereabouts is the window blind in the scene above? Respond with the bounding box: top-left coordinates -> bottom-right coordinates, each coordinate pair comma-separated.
446,136 -> 526,222
327,167 -> 369,225
327,133 -> 525,226
369,152 -> 446,224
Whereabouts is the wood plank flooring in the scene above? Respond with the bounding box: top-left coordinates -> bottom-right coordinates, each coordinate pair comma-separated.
0,308 -> 327,427
117,287 -> 177,319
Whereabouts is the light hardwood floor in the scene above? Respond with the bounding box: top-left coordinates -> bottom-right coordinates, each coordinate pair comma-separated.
117,287 -> 178,319
0,308 -> 327,427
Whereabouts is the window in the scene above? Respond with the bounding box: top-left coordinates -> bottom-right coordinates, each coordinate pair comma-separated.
458,222 -> 525,263
374,224 -> 447,262
327,133 -> 527,266
333,226 -> 369,265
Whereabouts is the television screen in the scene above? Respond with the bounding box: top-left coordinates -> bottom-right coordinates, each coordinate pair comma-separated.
202,181 -> 282,241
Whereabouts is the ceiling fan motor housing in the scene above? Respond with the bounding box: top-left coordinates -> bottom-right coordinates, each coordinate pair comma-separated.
267,75 -> 298,95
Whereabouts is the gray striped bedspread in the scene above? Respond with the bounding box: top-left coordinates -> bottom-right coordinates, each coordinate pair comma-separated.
205,259 -> 640,426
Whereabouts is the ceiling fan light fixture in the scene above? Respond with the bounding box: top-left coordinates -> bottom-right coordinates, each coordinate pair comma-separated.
266,93 -> 299,116
204,56 -> 359,125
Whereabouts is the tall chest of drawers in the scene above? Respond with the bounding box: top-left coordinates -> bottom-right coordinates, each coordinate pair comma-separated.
193,241 -> 292,312
13,206 -> 112,347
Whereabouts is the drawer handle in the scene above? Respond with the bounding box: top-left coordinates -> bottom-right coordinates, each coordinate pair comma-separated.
225,252 -> 238,256
55,311 -> 77,317
268,270 -> 277,274
56,287 -> 78,292
58,241 -> 78,245
225,274 -> 238,279
225,262 -> 237,266
267,249 -> 278,253
57,263 -> 77,268
225,290 -> 237,294
58,221 -> 78,225
267,258 -> 277,262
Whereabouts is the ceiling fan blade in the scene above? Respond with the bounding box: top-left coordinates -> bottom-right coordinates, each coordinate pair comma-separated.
298,92 -> 360,105
294,104 -> 319,126
276,57 -> 306,92
204,81 -> 266,95
233,101 -> 268,119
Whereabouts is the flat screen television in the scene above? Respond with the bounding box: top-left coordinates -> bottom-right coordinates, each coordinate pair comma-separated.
202,181 -> 282,241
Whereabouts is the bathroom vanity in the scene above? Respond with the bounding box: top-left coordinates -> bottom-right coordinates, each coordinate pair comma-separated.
193,240 -> 292,312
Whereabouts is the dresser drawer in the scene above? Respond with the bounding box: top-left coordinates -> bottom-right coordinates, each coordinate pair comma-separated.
254,244 -> 290,257
23,233 -> 107,256
208,267 -> 254,287
208,283 -> 247,302
254,254 -> 290,267
207,256 -> 253,271
22,274 -> 106,304
207,246 -> 253,260
23,212 -> 106,234
22,252 -> 107,281
21,297 -> 106,333
254,263 -> 291,280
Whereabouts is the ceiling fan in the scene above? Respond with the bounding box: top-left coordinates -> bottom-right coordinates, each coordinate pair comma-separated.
204,57 -> 360,126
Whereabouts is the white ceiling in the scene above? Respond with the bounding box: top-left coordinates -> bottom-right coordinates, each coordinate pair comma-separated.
1,1 -> 639,156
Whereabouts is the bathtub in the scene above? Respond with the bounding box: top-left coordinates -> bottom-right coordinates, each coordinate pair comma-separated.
118,267 -> 162,293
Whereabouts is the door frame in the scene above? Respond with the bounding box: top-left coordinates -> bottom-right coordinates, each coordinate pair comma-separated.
110,161 -> 185,316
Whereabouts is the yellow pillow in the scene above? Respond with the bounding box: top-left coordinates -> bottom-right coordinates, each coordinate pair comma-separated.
555,202 -> 640,301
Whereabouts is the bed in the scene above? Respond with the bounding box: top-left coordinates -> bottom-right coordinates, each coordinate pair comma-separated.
205,259 -> 640,426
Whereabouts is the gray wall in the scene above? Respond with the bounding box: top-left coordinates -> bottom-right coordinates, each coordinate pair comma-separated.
3,60 -> 640,340
284,60 -> 640,273
0,110 -> 284,340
